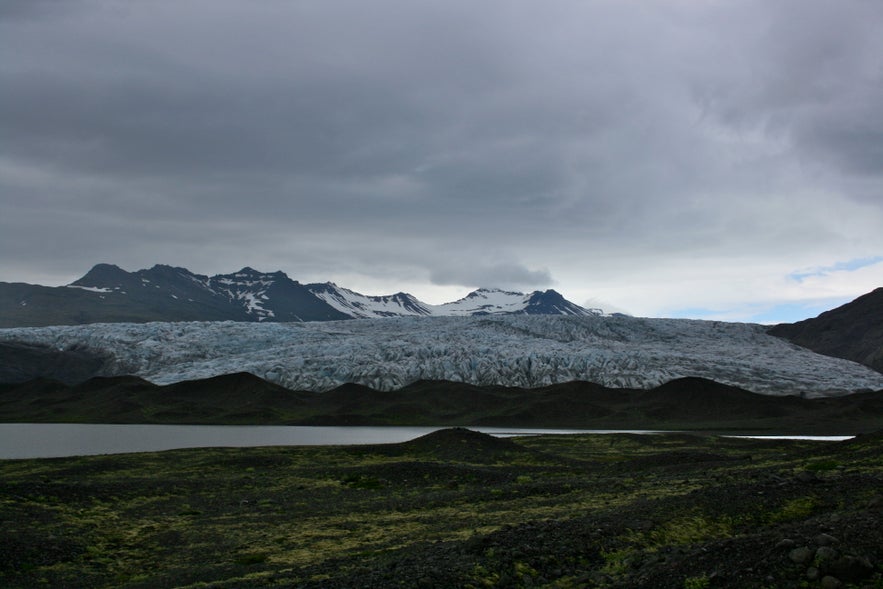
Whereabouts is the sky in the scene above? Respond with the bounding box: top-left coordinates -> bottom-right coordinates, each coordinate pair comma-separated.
2,0 -> 882,323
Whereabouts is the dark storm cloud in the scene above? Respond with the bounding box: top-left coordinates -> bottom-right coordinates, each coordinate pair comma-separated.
0,0 -> 70,20
430,262 -> 552,290
2,0 -> 882,316
691,1 -> 883,181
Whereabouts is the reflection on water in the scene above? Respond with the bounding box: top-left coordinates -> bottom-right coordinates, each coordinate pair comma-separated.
724,435 -> 853,442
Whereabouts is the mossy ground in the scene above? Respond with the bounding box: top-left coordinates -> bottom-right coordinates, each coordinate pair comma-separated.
1,430 -> 882,588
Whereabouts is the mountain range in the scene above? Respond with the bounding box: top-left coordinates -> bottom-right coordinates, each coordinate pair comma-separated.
0,264 -> 603,328
2,264 -> 882,395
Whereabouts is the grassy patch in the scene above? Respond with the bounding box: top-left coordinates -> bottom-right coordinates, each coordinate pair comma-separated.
768,496 -> 821,523
805,458 -> 840,472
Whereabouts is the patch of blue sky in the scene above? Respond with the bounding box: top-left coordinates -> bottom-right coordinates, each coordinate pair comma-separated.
789,256 -> 883,283
743,300 -> 853,324
666,299 -> 854,324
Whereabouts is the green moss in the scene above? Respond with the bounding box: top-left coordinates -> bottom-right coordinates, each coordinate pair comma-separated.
658,515 -> 732,545
769,496 -> 820,523
805,459 -> 840,471
233,552 -> 268,566
684,575 -> 711,589
469,563 -> 500,587
601,547 -> 635,576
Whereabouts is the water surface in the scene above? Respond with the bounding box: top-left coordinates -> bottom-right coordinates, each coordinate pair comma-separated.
0,424 -> 616,459
0,424 -> 851,459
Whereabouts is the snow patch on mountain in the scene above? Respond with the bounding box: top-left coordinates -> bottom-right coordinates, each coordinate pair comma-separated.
433,288 -> 535,315
65,285 -> 113,293
208,269 -> 277,321
308,284 -> 605,318
308,283 -> 434,318
4,315 -> 883,397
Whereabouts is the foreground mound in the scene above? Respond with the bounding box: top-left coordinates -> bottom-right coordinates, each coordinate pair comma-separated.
395,427 -> 538,464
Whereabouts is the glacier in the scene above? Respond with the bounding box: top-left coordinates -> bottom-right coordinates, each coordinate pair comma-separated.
3,315 -> 883,397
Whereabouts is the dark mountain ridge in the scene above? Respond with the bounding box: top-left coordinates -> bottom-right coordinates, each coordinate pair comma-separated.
0,341 -> 110,384
769,287 -> 883,374
1,373 -> 880,433
0,264 -> 597,327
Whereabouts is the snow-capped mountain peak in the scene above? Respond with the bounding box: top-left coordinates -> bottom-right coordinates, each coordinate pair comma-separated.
207,269 -> 280,321
435,288 -> 532,315
305,284 -> 606,319
306,282 -> 434,319
433,288 -> 602,317
2,264 -> 606,327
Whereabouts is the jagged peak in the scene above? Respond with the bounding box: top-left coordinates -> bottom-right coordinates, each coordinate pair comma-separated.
144,264 -> 202,277
57,263 -> 602,321
90,263 -> 124,272
458,287 -> 526,301
215,267 -> 290,281
473,287 -> 524,294
70,263 -> 130,286
527,289 -> 566,300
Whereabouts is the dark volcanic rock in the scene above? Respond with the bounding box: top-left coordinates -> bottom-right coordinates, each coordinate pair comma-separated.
0,341 -> 108,384
397,427 -> 540,464
769,287 -> 883,374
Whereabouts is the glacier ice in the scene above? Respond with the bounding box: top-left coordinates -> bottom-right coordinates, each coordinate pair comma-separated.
2,315 -> 883,397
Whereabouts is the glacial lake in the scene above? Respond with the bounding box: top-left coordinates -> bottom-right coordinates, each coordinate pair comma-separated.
0,424 -> 853,459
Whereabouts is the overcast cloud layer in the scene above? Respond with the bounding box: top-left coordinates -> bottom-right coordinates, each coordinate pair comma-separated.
2,0 -> 882,322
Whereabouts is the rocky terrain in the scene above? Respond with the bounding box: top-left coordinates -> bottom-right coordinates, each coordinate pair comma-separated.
0,341 -> 110,384
1,428 -> 881,588
770,287 -> 883,375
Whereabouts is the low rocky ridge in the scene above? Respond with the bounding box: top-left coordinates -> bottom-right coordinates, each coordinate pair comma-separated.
1,374 -> 881,434
1,429 -> 881,588
769,287 -> 883,374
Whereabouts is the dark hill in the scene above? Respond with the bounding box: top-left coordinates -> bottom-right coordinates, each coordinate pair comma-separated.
643,377 -> 798,419
0,341 -> 109,384
2,374 -> 881,434
162,372 -> 304,402
769,287 -> 883,374
0,372 -> 316,424
395,427 -> 537,464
